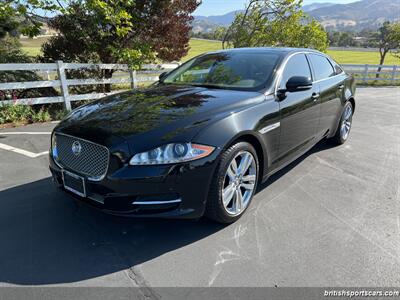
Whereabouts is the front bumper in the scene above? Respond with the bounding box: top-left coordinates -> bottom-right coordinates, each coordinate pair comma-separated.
49,151 -> 219,219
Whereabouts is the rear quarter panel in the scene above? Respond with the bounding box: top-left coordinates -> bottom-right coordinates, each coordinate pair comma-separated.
345,74 -> 356,104
328,73 -> 356,138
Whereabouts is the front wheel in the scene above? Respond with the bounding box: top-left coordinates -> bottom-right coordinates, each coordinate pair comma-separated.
330,101 -> 353,145
205,142 -> 259,223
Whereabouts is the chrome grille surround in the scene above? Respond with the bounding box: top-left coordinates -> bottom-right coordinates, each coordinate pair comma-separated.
54,133 -> 110,181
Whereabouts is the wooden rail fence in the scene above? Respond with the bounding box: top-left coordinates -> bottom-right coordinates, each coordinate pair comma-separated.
341,64 -> 399,83
0,62 -> 398,111
0,62 -> 179,110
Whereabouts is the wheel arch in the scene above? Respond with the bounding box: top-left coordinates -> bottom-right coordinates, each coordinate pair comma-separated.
348,97 -> 355,113
225,132 -> 267,183
330,96 -> 355,138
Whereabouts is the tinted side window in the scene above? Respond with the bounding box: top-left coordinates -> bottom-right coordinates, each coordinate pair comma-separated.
280,54 -> 312,89
309,54 -> 335,81
330,59 -> 344,75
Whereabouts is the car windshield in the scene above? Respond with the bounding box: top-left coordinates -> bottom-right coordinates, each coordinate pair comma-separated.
162,52 -> 281,91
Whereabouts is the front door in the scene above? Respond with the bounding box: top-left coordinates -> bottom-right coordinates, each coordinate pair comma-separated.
277,53 -> 320,166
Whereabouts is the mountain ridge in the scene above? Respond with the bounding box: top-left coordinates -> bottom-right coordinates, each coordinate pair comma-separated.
193,0 -> 400,32
309,0 -> 400,30
302,2 -> 336,12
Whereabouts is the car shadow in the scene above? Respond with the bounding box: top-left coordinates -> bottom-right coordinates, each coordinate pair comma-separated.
0,140 -> 334,285
0,178 -> 228,285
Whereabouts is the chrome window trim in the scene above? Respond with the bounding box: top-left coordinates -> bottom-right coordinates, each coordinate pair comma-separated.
54,132 -> 110,182
273,51 -> 344,97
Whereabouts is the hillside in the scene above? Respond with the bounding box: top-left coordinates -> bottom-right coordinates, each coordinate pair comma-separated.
194,10 -> 241,26
193,0 -> 400,32
192,10 -> 242,33
309,0 -> 400,31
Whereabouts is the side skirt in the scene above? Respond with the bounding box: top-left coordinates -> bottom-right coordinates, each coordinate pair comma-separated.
261,136 -> 325,183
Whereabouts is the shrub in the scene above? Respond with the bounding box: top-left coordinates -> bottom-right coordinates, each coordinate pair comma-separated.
0,104 -> 34,124
32,107 -> 51,123
54,107 -> 68,120
0,104 -> 55,125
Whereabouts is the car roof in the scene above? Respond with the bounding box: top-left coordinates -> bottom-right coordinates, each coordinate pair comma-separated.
203,47 -> 324,56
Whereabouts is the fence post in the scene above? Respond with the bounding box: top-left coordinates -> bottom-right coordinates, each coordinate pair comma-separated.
363,64 -> 369,83
129,69 -> 137,89
392,65 -> 397,82
56,60 -> 71,111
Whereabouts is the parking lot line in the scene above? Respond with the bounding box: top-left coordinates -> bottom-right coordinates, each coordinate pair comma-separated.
0,132 -> 51,135
0,142 -> 48,158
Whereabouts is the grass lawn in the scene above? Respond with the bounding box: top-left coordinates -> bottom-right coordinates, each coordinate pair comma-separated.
327,50 -> 399,65
186,39 -> 400,65
183,39 -> 223,61
20,37 -> 400,65
19,36 -> 49,56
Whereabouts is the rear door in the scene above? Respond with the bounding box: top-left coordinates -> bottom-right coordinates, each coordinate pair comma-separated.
276,53 -> 320,166
307,54 -> 346,138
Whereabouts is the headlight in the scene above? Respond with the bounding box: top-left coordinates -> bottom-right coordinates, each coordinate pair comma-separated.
51,132 -> 58,160
129,143 -> 215,165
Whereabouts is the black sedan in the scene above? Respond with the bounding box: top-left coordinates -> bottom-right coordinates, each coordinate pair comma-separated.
49,48 -> 356,223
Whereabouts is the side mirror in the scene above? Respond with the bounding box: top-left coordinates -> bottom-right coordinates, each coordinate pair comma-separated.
159,71 -> 169,81
286,76 -> 312,92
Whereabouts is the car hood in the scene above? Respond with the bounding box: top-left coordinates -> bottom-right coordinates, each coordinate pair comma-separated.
55,84 -> 264,151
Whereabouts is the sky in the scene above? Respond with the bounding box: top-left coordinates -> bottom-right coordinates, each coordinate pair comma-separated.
194,0 -> 357,16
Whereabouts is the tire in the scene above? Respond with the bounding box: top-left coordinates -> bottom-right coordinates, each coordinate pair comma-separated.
330,101 -> 354,145
205,141 -> 259,224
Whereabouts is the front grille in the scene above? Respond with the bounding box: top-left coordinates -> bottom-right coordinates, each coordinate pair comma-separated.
55,133 -> 109,180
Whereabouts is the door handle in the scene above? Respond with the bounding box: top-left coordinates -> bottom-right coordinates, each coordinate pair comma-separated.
338,84 -> 344,90
311,93 -> 320,101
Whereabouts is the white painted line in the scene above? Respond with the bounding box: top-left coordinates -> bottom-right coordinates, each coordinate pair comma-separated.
35,151 -> 49,157
0,143 -> 48,158
0,132 -> 51,135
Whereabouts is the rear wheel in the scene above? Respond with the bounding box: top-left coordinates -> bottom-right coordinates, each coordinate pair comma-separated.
331,101 -> 353,145
205,142 -> 259,223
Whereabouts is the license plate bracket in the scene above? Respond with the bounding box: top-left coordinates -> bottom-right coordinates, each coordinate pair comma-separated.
62,170 -> 86,197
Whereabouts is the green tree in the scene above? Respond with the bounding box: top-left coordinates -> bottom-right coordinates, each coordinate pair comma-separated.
41,0 -> 200,69
213,27 -> 227,41
222,0 -> 328,52
338,32 -> 355,47
329,32 -> 356,47
373,22 -> 400,78
0,37 -> 58,100
329,32 -> 341,47
0,0 -> 60,38
0,2 -> 18,38
0,36 -> 30,63
0,1 -> 60,101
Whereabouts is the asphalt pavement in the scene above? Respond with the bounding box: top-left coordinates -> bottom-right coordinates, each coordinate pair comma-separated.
0,88 -> 399,298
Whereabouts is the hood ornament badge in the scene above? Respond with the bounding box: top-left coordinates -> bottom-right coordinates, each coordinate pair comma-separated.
72,141 -> 82,156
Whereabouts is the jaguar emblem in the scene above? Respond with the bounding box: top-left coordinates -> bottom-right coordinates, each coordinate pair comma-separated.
71,141 -> 82,156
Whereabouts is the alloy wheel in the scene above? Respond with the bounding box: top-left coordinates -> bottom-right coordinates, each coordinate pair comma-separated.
222,151 -> 257,216
340,104 -> 353,141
